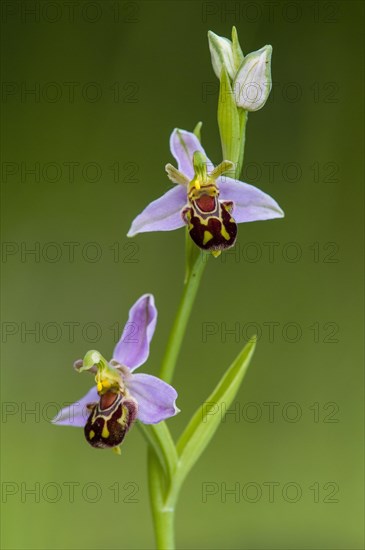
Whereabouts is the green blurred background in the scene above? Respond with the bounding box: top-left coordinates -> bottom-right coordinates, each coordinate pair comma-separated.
1,1 -> 364,548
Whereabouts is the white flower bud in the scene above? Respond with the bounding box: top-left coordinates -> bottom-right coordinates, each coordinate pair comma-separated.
208,31 -> 236,80
233,45 -> 272,111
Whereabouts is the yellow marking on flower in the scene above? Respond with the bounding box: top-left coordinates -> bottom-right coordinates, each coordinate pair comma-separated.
117,406 -> 128,426
221,224 -> 231,241
112,446 -> 121,455
212,250 -> 222,258
102,422 -> 110,439
89,430 -> 95,440
203,230 -> 213,245
195,179 -> 201,190
95,366 -> 121,395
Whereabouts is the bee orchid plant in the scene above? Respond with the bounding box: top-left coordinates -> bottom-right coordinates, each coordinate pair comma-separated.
54,26 -> 283,550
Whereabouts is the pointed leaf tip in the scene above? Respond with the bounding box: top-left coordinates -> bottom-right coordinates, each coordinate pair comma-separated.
175,339 -> 257,485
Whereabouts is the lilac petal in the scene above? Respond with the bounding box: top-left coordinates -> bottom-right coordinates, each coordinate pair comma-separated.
218,176 -> 284,222
126,373 -> 179,424
127,185 -> 187,237
52,386 -> 98,427
113,294 -> 158,372
170,128 -> 214,180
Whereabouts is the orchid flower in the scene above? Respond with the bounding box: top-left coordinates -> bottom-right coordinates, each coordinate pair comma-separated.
53,294 -> 179,453
127,129 -> 284,257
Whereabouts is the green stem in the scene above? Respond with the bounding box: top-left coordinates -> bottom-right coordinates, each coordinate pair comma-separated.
159,251 -> 207,384
148,447 -> 176,549
148,103 -> 249,549
148,241 -> 207,550
236,109 -> 248,179
138,421 -> 178,482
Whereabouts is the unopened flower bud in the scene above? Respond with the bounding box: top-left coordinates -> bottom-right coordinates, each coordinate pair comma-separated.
208,30 -> 241,80
233,45 -> 272,111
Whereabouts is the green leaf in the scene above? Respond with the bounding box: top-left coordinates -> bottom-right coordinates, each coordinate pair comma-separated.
138,421 -> 178,483
218,65 -> 240,170
168,338 -> 256,503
